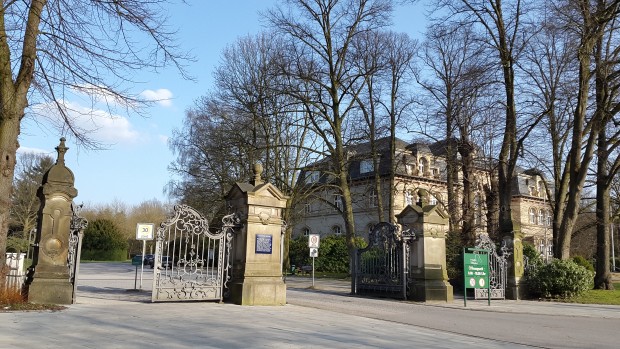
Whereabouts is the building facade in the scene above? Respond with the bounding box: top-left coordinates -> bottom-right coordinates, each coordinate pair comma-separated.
293,137 -> 553,259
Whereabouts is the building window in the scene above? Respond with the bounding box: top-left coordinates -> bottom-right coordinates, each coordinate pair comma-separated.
537,181 -> 545,198
334,194 -> 343,211
369,189 -> 378,207
332,226 -> 342,236
305,171 -> 320,184
538,209 -> 544,226
360,159 -> 374,173
418,157 -> 428,175
404,190 -> 413,206
546,211 -> 552,226
406,164 -> 413,175
429,193 -> 437,206
302,228 -> 310,237
529,208 -> 537,224
304,203 -> 312,214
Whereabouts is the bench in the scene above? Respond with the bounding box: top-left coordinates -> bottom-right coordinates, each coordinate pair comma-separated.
299,265 -> 313,274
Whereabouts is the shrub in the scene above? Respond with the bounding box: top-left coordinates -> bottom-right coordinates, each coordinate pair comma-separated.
572,255 -> 594,272
287,235 -> 366,274
82,219 -> 127,261
523,242 -> 543,268
525,259 -> 594,299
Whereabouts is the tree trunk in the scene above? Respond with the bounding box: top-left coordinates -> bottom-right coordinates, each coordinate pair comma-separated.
0,115 -> 21,287
595,146 -> 613,289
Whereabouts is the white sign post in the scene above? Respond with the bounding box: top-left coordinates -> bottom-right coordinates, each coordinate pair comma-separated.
135,223 -> 155,289
308,234 -> 320,287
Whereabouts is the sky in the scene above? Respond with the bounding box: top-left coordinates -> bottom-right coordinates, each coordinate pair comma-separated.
18,1 -> 429,208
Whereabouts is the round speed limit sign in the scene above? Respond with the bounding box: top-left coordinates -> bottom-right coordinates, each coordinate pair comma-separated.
308,234 -> 320,248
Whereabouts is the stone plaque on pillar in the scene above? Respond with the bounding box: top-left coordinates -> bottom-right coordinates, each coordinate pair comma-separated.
225,164 -> 288,305
27,138 -> 78,304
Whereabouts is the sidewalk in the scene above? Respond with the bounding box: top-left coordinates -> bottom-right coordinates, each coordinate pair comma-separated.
284,275 -> 620,319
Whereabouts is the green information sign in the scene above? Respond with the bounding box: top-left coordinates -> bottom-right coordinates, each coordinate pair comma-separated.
131,255 -> 143,266
463,248 -> 490,306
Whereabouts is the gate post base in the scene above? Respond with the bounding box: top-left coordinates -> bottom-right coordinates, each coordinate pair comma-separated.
505,278 -> 527,300
228,277 -> 286,306
28,277 -> 73,304
411,279 -> 453,302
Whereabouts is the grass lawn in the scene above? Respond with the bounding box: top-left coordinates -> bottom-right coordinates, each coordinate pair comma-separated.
566,283 -> 620,305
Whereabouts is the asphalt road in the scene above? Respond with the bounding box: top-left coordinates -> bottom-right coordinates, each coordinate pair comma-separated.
5,262 -> 616,349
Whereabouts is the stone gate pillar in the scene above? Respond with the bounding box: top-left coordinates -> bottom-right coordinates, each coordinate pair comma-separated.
396,189 -> 453,302
27,138 -> 78,304
225,164 -> 288,305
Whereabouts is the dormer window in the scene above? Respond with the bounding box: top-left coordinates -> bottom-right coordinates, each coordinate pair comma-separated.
305,171 -> 320,184
537,181 -> 545,198
418,157 -> 428,176
360,159 -> 374,173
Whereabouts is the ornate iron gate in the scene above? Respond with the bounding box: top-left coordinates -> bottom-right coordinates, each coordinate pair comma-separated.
474,234 -> 510,299
69,203 -> 88,303
152,205 -> 237,302
354,223 -> 415,299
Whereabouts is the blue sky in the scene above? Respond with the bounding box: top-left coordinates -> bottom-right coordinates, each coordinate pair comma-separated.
18,1 -> 428,208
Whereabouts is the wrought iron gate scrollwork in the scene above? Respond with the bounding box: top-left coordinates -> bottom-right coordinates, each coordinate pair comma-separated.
355,222 -> 415,300
474,234 -> 510,300
151,204 -> 239,302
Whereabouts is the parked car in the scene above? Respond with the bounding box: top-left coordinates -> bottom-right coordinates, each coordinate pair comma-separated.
143,254 -> 155,265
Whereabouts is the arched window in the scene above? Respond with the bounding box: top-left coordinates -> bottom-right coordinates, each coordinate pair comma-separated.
302,228 -> 310,237
529,208 -> 537,224
332,226 -> 342,236
538,209 -> 544,226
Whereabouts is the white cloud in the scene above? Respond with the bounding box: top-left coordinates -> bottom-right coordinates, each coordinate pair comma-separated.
17,146 -> 51,155
140,89 -> 173,107
31,100 -> 141,144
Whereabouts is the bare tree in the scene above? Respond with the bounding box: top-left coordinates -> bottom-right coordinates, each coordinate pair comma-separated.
0,0 -> 188,285
351,30 -> 417,222
418,23 -> 495,245
268,0 -> 393,290
550,0 -> 620,261
592,12 -> 620,289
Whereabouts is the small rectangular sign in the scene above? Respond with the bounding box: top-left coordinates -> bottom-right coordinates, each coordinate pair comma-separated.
308,234 -> 320,248
136,223 -> 155,240
255,234 -> 273,254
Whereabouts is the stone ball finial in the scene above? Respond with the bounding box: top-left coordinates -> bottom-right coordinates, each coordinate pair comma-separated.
252,163 -> 263,185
